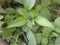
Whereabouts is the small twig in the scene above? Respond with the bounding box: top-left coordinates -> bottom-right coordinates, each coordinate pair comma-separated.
23,33 -> 28,45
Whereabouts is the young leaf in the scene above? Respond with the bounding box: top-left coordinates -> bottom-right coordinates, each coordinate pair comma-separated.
24,0 -> 36,10
55,37 -> 60,45
0,28 -> 14,37
35,16 -> 54,29
42,28 -> 51,37
42,38 -> 48,45
40,8 -> 52,20
26,20 -> 32,29
6,8 -> 14,14
16,8 -> 28,18
7,17 -> 27,28
5,15 -> 14,24
0,21 -> 4,27
54,17 -> 60,33
22,26 -> 30,32
26,30 -> 36,45
0,15 -> 3,20
54,26 -> 60,33
35,33 -> 42,44
51,32 -> 58,37
51,0 -> 60,4
32,25 -> 39,32
6,0 -> 12,3
41,0 -> 51,7
48,44 -> 54,45
14,0 -> 24,4
0,7 -> 6,13
36,4 -> 43,12
29,10 -> 37,18
54,17 -> 60,27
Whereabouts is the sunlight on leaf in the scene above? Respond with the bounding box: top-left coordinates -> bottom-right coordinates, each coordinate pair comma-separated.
35,16 -> 54,29
7,17 -> 27,28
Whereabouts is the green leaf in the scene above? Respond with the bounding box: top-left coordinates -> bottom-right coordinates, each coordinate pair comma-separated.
26,30 -> 36,45
16,8 -> 28,18
20,41 -> 26,45
35,33 -> 42,44
54,17 -> 60,27
51,0 -> 60,4
36,4 -> 43,12
54,17 -> 60,33
22,26 -> 30,32
54,26 -> 60,33
40,8 -> 52,20
10,43 -> 18,45
51,32 -> 58,37
29,10 -> 37,18
48,44 -> 54,45
32,19 -> 35,25
24,0 -> 36,10
26,20 -> 32,29
42,28 -> 51,37
0,21 -> 4,27
7,17 -> 27,28
0,28 -> 14,38
35,16 -> 54,29
32,25 -> 39,32
14,0 -> 24,4
5,15 -> 14,24
55,37 -> 60,45
41,0 -> 51,7
6,8 -> 14,14
0,27 -> 3,33
0,15 -> 4,20
0,7 -> 6,13
6,0 -> 12,3
42,38 -> 48,45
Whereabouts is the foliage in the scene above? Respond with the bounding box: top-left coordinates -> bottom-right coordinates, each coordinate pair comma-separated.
0,0 -> 60,45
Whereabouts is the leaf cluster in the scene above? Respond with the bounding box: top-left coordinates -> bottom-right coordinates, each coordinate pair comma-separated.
0,0 -> 60,45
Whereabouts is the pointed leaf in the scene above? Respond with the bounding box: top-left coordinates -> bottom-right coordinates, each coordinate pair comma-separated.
35,33 -> 42,44
42,28 -> 51,37
14,0 -> 24,4
16,8 -> 28,18
52,0 -> 60,4
6,8 -> 14,14
26,20 -> 32,29
7,17 -> 26,28
0,7 -> 6,13
35,16 -> 54,29
54,26 -> 60,33
41,0 -> 51,7
24,0 -> 36,10
42,38 -> 48,45
55,37 -> 60,45
40,8 -> 52,20
0,21 -> 4,27
0,28 -> 14,37
54,17 -> 60,27
26,30 -> 36,45
0,15 -> 4,20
